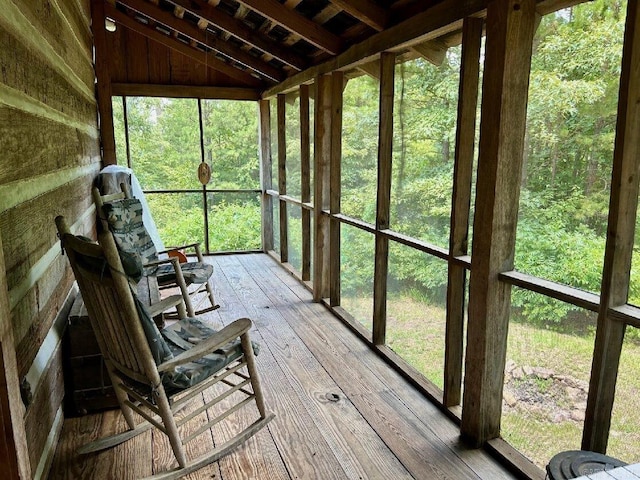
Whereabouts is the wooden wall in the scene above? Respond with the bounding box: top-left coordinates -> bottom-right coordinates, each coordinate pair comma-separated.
107,26 -> 240,87
0,0 -> 100,477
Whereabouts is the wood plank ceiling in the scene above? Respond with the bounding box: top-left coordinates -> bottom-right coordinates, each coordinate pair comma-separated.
103,0 -> 453,89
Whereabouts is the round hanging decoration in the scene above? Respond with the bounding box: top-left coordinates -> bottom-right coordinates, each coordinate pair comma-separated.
198,162 -> 211,185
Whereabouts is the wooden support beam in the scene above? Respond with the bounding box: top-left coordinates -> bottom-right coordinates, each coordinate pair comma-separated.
536,0 -> 586,16
254,0 -> 304,55
444,17 -> 483,408
263,0 -> 486,97
313,74 -> 332,301
358,60 -> 381,80
111,83 -> 260,99
225,4 -> 250,41
300,84 -> 312,282
411,38 -> 449,66
461,0 -> 536,446
0,230 -> 31,480
105,3 -> 263,87
277,94 -> 289,263
373,53 -> 395,346
583,0 -> 640,454
259,100 -> 274,252
236,0 -> 343,54
122,97 -> 132,168
313,4 -> 341,24
118,0 -> 283,82
91,0 -> 116,165
167,0 -> 306,70
327,0 -> 388,31
329,72 -> 343,307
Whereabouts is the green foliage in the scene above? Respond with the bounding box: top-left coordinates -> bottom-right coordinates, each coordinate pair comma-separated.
341,75 -> 380,224
388,244 -> 448,306
208,200 -> 261,251
202,100 -> 259,190
334,1 -> 629,333
340,225 -> 375,297
121,97 -> 260,253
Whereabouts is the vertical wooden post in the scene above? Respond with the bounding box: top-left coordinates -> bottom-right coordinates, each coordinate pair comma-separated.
329,72 -> 344,307
91,0 -> 116,165
259,99 -> 274,252
313,74 -> 332,301
198,99 -> 211,254
0,231 -> 31,480
300,84 -> 312,282
461,0 -> 536,446
123,97 -> 132,168
583,0 -> 640,453
277,94 -> 289,263
373,52 -> 395,346
444,17 -> 483,408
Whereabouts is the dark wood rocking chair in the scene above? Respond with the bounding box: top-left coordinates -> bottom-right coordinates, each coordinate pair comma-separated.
55,216 -> 274,479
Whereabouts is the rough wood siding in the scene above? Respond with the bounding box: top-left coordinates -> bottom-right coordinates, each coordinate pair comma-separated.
0,0 -> 100,476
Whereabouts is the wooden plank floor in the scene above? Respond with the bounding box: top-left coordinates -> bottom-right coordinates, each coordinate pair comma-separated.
49,253 -> 518,480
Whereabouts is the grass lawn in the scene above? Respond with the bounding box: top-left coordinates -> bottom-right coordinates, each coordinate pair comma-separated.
339,294 -> 640,469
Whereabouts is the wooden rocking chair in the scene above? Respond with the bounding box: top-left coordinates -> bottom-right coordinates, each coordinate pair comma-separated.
93,185 -> 219,318
55,216 -> 274,479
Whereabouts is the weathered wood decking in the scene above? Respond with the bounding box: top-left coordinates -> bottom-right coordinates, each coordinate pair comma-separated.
49,253 -> 517,480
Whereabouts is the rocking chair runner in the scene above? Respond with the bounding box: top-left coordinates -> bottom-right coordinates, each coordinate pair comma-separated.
93,185 -> 219,318
55,216 -> 274,479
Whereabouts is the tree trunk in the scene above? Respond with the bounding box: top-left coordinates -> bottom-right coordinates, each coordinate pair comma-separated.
442,136 -> 451,163
521,125 -> 530,188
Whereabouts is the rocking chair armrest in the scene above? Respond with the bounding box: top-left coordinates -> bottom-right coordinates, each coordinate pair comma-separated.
157,318 -> 252,372
158,242 -> 201,254
147,294 -> 184,318
145,256 -> 181,268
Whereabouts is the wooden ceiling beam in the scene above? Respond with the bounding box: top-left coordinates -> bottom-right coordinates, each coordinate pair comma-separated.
220,4 -> 249,41
536,0 -> 589,15
111,83 -> 260,100
264,0 -> 488,98
411,38 -> 449,66
313,4 -> 341,24
256,0 -> 304,36
256,0 -> 303,62
104,3 -> 263,87
327,0 -> 388,31
118,0 -> 283,82
235,0 -> 343,54
167,0 -> 307,71
357,60 -> 380,79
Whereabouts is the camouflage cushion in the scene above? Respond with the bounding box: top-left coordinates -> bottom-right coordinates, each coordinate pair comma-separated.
102,199 -> 212,286
155,262 -> 214,286
102,198 -> 158,266
135,299 -> 256,392
161,317 -> 249,392
70,235 -> 142,282
133,292 -> 174,366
